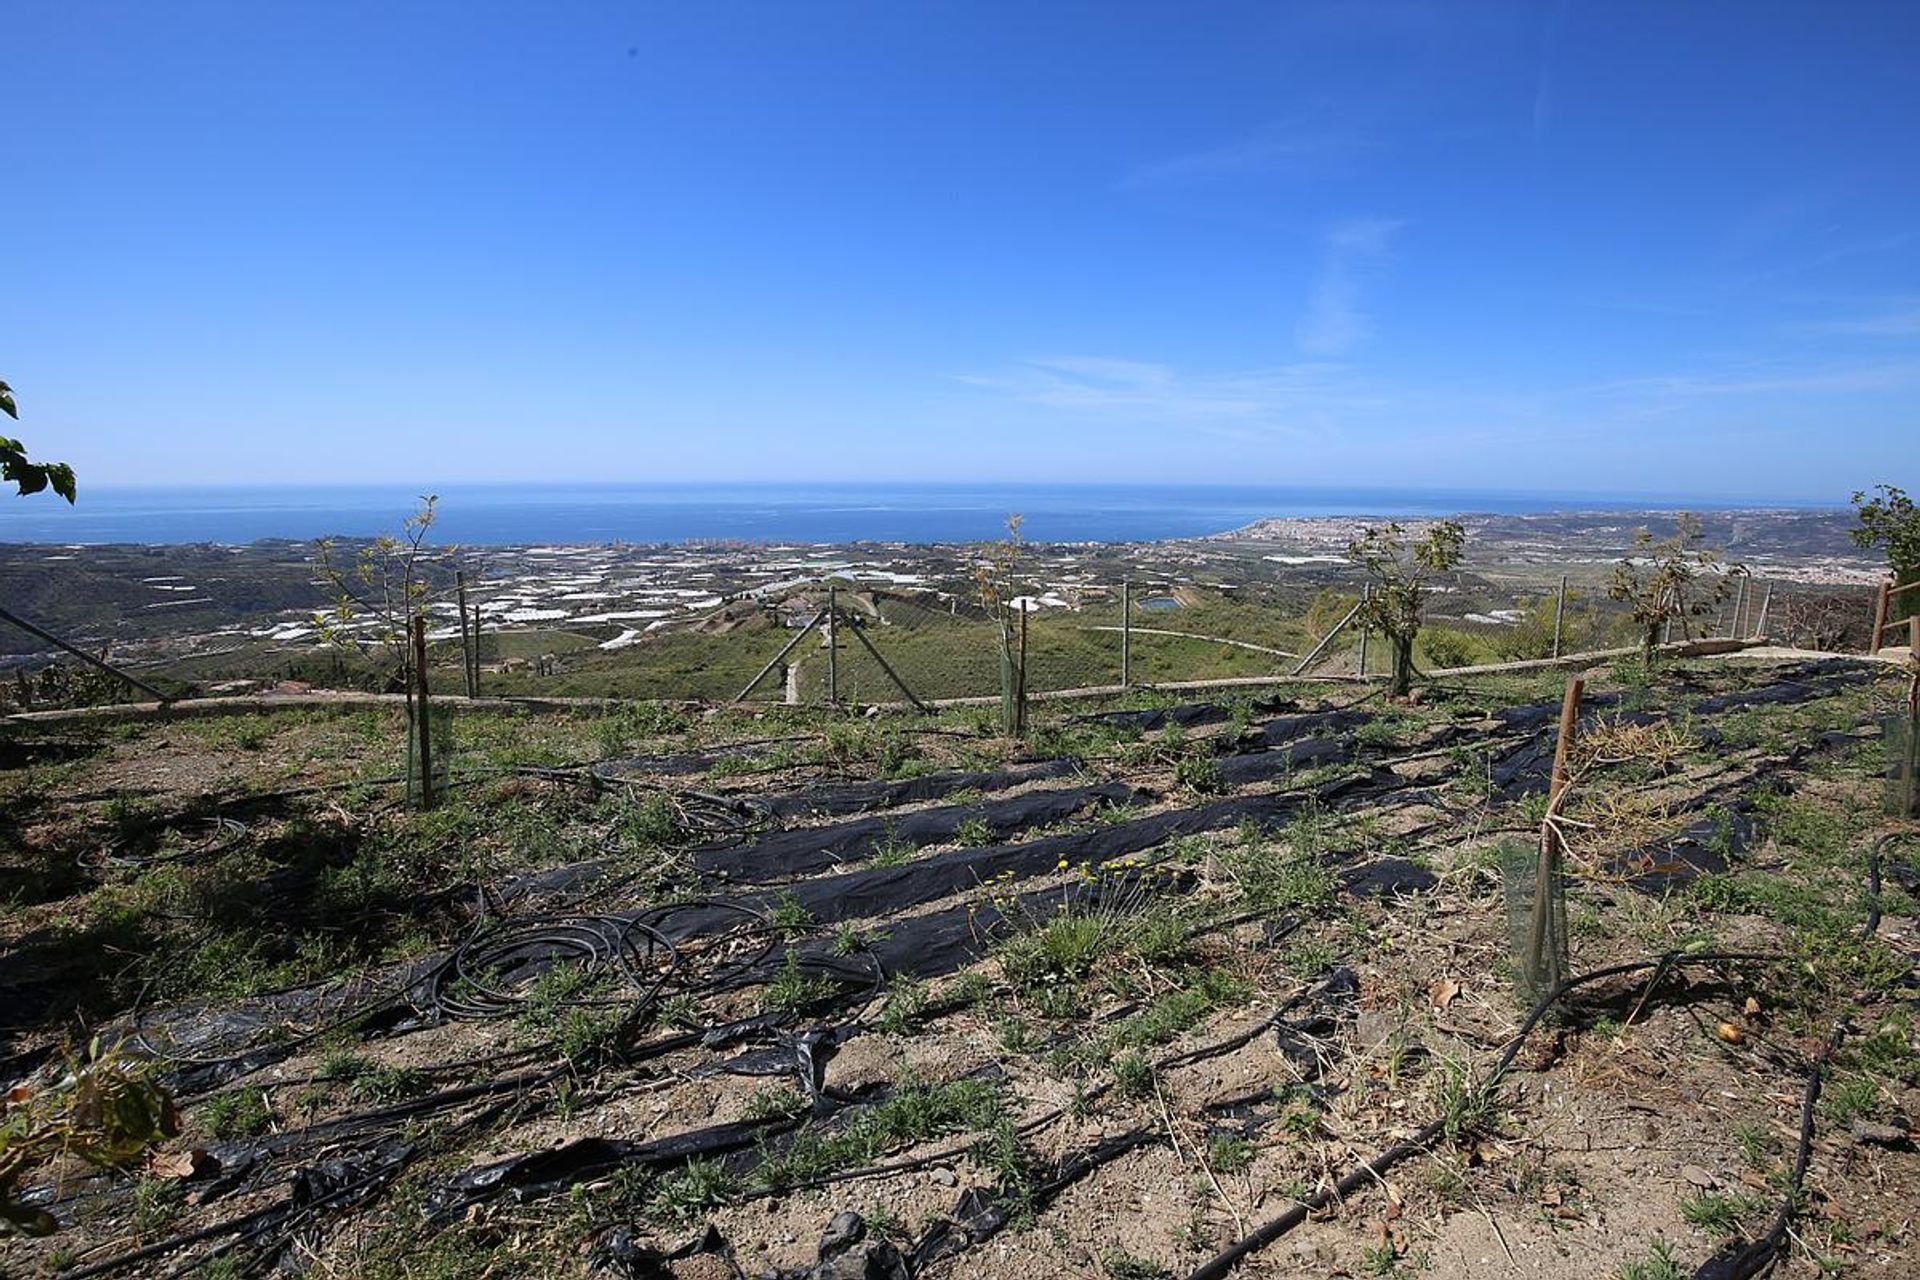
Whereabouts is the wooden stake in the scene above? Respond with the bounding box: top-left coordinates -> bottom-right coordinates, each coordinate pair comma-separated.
1871,581 -> 1891,655
1121,579 -> 1132,689
1528,677 -> 1583,991
1546,677 -> 1583,811
411,614 -> 434,810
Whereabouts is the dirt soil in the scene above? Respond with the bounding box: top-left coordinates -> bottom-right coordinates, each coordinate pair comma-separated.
1,656 -> 1916,1280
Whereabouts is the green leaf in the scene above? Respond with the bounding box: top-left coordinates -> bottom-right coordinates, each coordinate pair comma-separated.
1,438 -> 77,502
0,380 -> 15,420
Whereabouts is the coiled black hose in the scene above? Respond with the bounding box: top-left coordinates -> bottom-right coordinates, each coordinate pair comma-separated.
79,814 -> 250,870
431,913 -> 678,1020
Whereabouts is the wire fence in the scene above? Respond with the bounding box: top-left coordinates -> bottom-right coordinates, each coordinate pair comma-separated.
690,568 -> 1827,713
0,561 -> 1894,718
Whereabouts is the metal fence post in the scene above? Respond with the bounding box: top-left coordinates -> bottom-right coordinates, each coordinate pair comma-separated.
1905,617 -> 1920,818
456,571 -> 475,698
411,614 -> 435,810
1120,578 -> 1132,690
826,584 -> 839,705
1551,574 -> 1567,658
1357,585 -> 1371,677
1292,594 -> 1366,676
736,609 -> 826,702
1753,582 -> 1772,639
1016,604 -> 1029,737
846,616 -> 926,713
1000,621 -> 1016,735
0,603 -> 174,703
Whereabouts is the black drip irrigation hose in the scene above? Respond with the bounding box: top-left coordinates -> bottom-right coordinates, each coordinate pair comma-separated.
634,900 -> 785,991
432,913 -> 679,1020
62,921 -> 893,1277
151,771 -> 1410,1231
107,774 -> 772,1072
1183,950 -> 1786,1280
78,815 -> 251,871
132,879 -> 839,1101
43,667 -> 1896,1272
127,967 -> 416,1082
77,764 -> 770,882
1862,830 -> 1915,941
104,800 -> 1851,1272
722,953 -> 1331,1211
130,902 -> 740,1090
123,721 -> 1082,1082
1694,829 -> 1920,1280
1692,1024 -> 1846,1280
591,957 -> 1346,1280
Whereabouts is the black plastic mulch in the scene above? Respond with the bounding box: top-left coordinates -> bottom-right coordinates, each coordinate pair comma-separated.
695,782 -> 1148,885
720,769 -> 1396,932
1068,696 -> 1295,732
761,759 -> 1084,820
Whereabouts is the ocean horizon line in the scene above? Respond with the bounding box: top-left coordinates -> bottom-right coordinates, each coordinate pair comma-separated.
0,481 -> 1853,549
58,478 -> 1846,506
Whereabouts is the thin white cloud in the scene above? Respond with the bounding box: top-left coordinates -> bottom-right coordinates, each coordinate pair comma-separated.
1808,300 -> 1920,338
1579,360 -> 1920,402
1120,119 -> 1364,189
953,356 -> 1378,441
957,345 -> 1920,470
1296,217 -> 1403,356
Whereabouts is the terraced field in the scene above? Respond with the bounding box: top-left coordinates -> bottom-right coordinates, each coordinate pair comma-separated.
1,654 -> 1916,1279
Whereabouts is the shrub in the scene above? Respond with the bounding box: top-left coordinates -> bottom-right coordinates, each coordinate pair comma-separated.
204,1089 -> 273,1139
1417,626 -> 1485,670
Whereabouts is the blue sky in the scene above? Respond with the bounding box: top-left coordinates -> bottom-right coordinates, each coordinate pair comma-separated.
3,1 -> 1916,499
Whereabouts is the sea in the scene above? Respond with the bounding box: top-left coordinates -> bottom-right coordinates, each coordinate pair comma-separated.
0,482 -> 1831,547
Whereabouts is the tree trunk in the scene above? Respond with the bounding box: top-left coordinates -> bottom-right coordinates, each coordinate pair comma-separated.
1389,634 -> 1415,698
